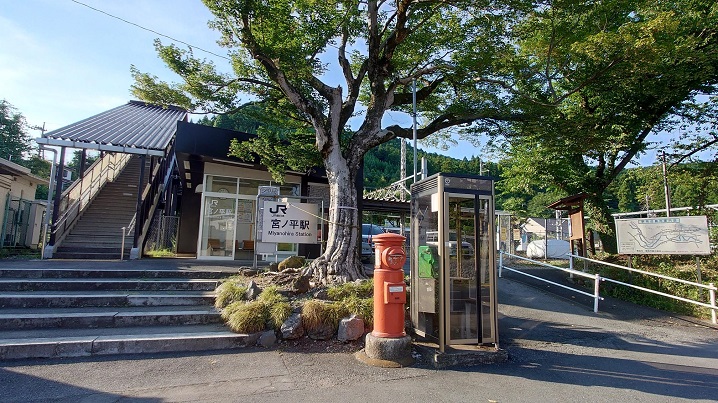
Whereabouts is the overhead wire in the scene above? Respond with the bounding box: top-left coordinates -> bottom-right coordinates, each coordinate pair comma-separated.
70,0 -> 231,61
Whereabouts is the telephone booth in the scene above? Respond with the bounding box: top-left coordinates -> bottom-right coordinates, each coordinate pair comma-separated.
410,173 -> 498,352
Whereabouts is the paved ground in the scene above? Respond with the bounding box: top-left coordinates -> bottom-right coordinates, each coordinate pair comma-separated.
0,259 -> 717,402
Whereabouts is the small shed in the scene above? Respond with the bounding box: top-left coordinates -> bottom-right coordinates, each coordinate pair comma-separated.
0,158 -> 49,248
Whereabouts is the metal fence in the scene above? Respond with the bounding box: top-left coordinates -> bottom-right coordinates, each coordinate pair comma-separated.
498,251 -> 717,324
1,195 -> 41,249
144,215 -> 179,253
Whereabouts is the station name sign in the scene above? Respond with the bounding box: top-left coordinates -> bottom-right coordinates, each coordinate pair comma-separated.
261,201 -> 318,244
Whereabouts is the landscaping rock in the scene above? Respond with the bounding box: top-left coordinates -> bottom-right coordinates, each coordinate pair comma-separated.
267,262 -> 279,272
278,256 -> 305,271
337,315 -> 365,342
312,287 -> 329,300
240,267 -> 259,276
280,313 -> 305,340
307,322 -> 335,340
292,275 -> 311,294
257,330 -> 277,348
245,280 -> 262,300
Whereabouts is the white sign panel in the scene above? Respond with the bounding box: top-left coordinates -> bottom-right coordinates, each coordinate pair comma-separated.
616,216 -> 711,255
262,201 -> 318,244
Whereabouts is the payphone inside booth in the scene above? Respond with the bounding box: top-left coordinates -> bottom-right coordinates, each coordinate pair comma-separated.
410,173 -> 498,352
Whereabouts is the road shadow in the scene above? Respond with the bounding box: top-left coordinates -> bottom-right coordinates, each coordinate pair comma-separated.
0,367 -> 161,403
448,347 -> 718,401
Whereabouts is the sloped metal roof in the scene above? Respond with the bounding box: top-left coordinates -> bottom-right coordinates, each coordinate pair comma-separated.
36,101 -> 187,156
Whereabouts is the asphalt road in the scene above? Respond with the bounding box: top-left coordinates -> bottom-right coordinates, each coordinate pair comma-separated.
1,275 -> 716,402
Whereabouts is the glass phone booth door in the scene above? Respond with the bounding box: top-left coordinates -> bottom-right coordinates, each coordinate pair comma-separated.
444,194 -> 496,345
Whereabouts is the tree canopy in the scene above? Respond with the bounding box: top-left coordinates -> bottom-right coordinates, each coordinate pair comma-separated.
132,0 -> 718,276
490,0 -> 718,252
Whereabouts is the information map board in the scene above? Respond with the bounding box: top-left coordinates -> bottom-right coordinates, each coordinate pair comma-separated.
615,216 -> 711,255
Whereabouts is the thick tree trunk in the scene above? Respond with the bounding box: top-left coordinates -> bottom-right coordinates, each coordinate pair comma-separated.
585,195 -> 618,254
303,148 -> 365,283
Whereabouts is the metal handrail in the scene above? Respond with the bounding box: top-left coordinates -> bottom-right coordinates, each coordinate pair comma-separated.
51,153 -> 132,245
499,251 -> 603,312
129,144 -> 176,254
570,254 -> 717,324
568,254 -> 717,291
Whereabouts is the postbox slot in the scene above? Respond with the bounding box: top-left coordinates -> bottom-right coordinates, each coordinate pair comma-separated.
384,281 -> 406,304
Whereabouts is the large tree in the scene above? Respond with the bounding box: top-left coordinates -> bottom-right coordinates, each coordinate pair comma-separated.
491,0 -> 718,253
0,100 -> 34,162
131,0 -> 527,282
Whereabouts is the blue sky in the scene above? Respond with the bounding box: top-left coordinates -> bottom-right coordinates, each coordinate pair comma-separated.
1,0 -> 673,166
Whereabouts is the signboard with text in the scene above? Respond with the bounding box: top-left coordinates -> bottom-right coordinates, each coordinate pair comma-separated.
616,216 -> 711,255
261,201 -> 318,244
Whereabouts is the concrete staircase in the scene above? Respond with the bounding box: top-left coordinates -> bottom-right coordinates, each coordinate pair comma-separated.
53,156 -> 146,260
0,263 -> 252,360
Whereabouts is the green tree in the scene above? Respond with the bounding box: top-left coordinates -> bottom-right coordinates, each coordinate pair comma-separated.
0,100 -> 33,162
131,0 -> 529,282
493,0 -> 718,253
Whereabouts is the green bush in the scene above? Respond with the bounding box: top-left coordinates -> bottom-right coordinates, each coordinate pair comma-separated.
268,301 -> 292,329
226,301 -> 267,333
327,279 -> 374,300
215,281 -> 248,309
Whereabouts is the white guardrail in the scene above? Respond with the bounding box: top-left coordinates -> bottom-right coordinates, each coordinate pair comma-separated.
498,251 -> 717,324
499,251 -> 604,313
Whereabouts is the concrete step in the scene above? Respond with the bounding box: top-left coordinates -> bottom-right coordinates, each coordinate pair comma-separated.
0,306 -> 221,330
0,290 -> 216,308
52,246 -> 129,254
0,324 -> 251,360
0,278 -> 220,292
0,268 -> 233,279
50,251 -> 129,260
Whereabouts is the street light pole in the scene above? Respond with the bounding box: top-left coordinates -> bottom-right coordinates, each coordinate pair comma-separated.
661,150 -> 672,217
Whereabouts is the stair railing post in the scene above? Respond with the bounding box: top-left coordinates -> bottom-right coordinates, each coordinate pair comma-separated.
121,227 -> 126,260
131,155 -> 147,259
48,146 -> 66,247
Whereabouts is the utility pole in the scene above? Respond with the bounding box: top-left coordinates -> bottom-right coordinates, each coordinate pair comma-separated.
661,150 -> 672,217
412,79 -> 418,184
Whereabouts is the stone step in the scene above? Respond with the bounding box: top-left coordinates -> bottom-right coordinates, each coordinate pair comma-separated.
0,278 -> 220,292
0,306 -> 221,330
0,268 -> 233,279
0,324 -> 251,360
0,290 -> 216,308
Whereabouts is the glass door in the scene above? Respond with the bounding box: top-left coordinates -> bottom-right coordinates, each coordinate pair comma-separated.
444,193 -> 496,345
198,195 -> 237,259
445,194 -> 479,344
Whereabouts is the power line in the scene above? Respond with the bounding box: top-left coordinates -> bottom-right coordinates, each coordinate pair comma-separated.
70,0 -> 231,61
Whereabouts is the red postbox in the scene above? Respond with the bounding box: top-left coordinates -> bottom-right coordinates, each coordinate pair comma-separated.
371,232 -> 407,338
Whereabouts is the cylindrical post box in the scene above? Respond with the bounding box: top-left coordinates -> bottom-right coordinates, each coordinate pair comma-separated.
371,232 -> 407,338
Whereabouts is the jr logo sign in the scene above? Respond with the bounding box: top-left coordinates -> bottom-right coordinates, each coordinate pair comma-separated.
262,201 -> 318,244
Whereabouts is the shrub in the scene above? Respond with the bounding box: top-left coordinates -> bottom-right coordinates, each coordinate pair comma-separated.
341,295 -> 374,326
257,285 -> 287,306
327,279 -> 374,300
301,299 -> 330,331
226,301 -> 267,333
268,301 -> 292,329
215,281 -> 248,309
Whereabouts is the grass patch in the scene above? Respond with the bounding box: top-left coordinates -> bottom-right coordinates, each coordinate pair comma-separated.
214,281 -> 248,309
145,248 -> 176,258
268,301 -> 292,329
226,301 -> 267,333
327,279 -> 373,300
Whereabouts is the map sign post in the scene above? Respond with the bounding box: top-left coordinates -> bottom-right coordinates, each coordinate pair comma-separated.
616,216 -> 711,255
